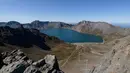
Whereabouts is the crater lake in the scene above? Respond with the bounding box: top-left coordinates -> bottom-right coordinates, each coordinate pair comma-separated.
40,28 -> 103,43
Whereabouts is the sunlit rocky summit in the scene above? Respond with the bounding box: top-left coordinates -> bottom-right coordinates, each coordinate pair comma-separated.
0,49 -> 63,73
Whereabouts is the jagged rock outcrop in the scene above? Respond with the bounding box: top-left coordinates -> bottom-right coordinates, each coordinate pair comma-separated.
3,50 -> 30,65
0,60 -> 29,73
25,55 -> 63,73
0,50 -> 63,73
89,35 -> 130,73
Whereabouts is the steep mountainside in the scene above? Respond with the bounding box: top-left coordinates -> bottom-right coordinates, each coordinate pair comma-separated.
0,26 -> 63,50
88,35 -> 130,73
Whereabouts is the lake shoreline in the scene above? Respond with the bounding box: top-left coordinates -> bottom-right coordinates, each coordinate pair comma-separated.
70,39 -> 105,45
41,28 -> 103,43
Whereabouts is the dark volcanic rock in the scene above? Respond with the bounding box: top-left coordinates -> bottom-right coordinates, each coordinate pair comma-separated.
0,54 -> 4,68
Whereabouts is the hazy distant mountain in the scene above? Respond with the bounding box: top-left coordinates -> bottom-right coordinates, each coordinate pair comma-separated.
23,20 -> 49,29
72,21 -> 130,36
26,20 -> 73,29
0,20 -> 73,29
0,22 -> 6,26
72,20 -> 119,35
113,23 -> 130,28
6,21 -> 23,28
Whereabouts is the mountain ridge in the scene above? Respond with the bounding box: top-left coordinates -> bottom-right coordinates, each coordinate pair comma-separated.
1,20 -> 130,43
0,20 -> 73,29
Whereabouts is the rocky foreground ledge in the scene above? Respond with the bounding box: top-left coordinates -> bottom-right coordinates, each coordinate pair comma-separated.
0,50 -> 63,73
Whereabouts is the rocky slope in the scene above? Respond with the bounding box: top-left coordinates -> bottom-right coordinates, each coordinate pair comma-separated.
61,34 -> 130,73
72,20 -> 130,35
88,35 -> 130,73
72,21 -> 129,35
0,49 -> 63,73
72,21 -> 117,35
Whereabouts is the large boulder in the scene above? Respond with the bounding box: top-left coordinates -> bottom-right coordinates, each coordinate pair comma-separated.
31,55 -> 63,73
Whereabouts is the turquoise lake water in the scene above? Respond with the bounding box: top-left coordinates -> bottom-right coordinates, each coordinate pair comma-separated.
40,28 -> 103,43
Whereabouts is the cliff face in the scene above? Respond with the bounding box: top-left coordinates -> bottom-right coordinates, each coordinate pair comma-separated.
88,35 -> 130,73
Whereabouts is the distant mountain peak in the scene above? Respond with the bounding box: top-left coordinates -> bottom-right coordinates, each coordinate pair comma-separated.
79,20 -> 91,24
7,21 -> 21,25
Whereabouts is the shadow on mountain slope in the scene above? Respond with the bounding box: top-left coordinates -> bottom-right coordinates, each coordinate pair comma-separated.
0,26 -> 54,50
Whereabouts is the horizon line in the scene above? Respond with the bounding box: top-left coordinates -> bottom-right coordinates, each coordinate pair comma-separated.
0,20 -> 130,24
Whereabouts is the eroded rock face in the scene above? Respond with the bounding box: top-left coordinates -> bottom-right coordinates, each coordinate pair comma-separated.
3,49 -> 29,65
0,54 -> 5,69
24,66 -> 41,73
32,55 -> 63,73
89,36 -> 130,73
0,50 -> 63,73
0,60 -> 29,73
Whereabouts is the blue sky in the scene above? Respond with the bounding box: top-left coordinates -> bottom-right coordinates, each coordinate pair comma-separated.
0,0 -> 130,23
